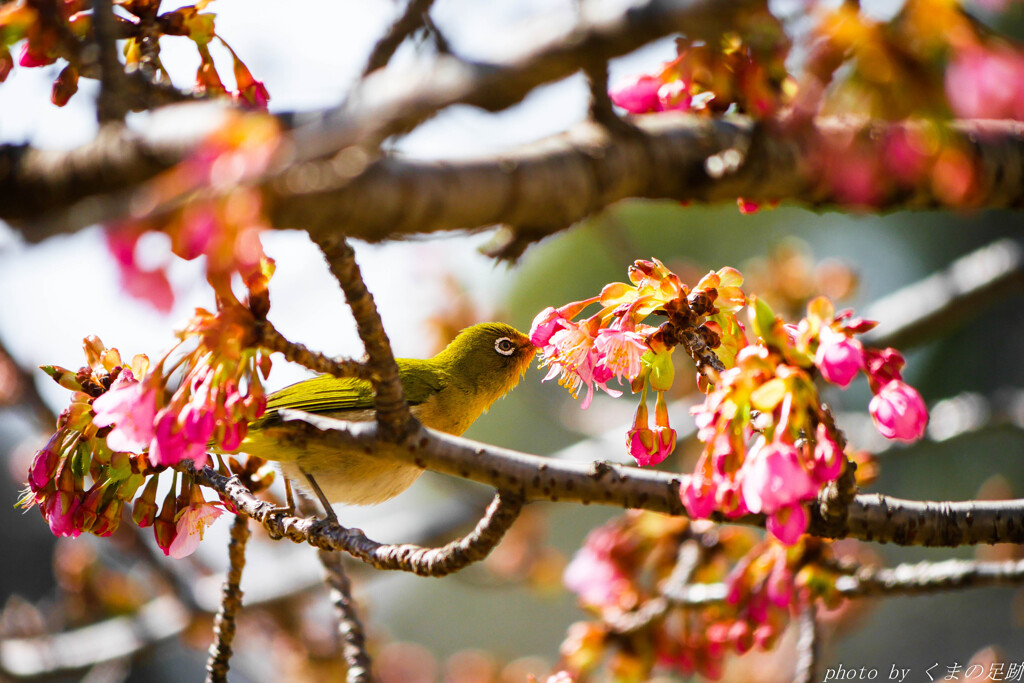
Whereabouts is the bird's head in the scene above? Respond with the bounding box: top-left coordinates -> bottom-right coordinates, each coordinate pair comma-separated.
435,322 -> 537,399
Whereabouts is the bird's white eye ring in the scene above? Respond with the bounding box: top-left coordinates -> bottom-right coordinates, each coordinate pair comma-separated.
495,337 -> 516,356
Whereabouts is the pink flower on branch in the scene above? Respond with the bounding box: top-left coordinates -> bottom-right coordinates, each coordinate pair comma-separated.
609,74 -> 662,113
814,326 -> 864,388
92,370 -> 158,453
168,497 -> 224,559
739,438 -> 818,517
869,380 -> 928,442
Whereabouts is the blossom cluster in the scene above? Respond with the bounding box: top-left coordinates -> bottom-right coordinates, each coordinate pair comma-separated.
552,511 -> 847,682
683,295 -> 926,544
21,302 -> 271,555
531,259 -> 744,467
609,15 -> 791,119
533,260 -> 928,546
0,0 -> 268,109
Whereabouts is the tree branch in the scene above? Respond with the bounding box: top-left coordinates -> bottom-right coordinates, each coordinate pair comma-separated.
190,465 -> 525,573
313,237 -> 411,438
360,0 -> 438,78
205,514 -> 250,683
264,411 -> 1024,547
92,0 -> 129,123
255,320 -> 374,381
288,0 -> 758,158
318,551 -> 374,683
265,118 -> 1024,253
794,602 -> 820,683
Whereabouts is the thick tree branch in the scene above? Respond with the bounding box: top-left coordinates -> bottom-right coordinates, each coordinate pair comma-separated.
319,551 -> 374,683
265,411 -> 1024,547
205,514 -> 250,683
265,118 -> 1024,251
10,112 -> 1024,248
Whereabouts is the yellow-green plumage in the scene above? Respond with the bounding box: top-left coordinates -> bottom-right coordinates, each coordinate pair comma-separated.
238,323 -> 536,506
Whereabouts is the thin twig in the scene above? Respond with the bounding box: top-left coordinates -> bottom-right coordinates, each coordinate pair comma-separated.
319,551 -> 374,683
793,601 -> 819,683
292,0 -> 756,158
607,539 -> 702,635
205,514 -> 251,683
190,465 -> 527,572
360,0 -> 437,77
313,237 -> 411,438
255,320 -> 374,381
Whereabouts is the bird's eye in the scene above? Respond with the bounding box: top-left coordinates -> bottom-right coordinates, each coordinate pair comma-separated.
495,337 -> 516,356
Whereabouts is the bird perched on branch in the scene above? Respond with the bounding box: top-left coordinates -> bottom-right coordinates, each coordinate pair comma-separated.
237,322 -> 536,510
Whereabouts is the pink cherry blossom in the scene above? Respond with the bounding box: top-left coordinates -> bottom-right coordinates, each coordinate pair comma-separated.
812,424 -> 844,482
539,326 -> 621,409
167,502 -> 223,559
680,474 -> 716,519
609,74 -> 662,113
92,370 -> 158,453
28,434 -> 61,492
149,410 -> 211,469
739,439 -> 817,515
593,327 -> 647,381
814,327 -> 865,388
869,380 -> 928,442
766,504 -> 808,545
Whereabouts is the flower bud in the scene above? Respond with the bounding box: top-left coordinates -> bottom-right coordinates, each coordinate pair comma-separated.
28,434 -> 62,492
814,327 -> 864,388
132,475 -> 160,527
153,485 -> 179,555
869,380 -> 927,442
51,65 -> 79,107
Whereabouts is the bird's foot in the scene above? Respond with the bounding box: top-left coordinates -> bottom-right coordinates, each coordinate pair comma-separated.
302,471 -> 339,525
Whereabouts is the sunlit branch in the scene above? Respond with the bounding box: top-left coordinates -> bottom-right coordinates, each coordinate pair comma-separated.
314,237 -> 412,438
205,514 -> 251,683
190,466 -> 525,574
268,411 -> 1024,547
319,551 -> 374,683
267,119 -> 1024,257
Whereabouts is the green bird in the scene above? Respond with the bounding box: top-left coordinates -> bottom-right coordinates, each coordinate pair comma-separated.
239,322 -> 536,507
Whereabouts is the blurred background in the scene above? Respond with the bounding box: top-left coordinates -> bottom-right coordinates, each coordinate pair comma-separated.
2,0 -> 1024,680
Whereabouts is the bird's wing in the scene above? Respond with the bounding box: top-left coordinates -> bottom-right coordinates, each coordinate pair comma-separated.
254,361 -> 448,428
